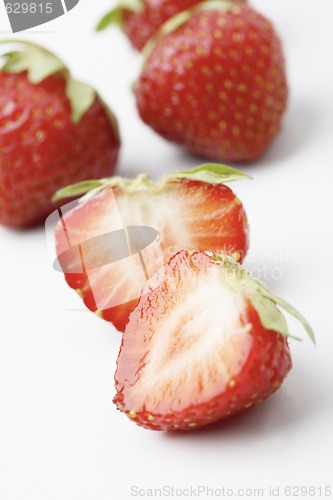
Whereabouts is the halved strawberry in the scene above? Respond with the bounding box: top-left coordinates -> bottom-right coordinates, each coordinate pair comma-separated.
53,164 -> 249,332
114,251 -> 314,431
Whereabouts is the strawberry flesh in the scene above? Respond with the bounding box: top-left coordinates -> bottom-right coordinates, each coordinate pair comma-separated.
114,250 -> 292,431
55,179 -> 248,332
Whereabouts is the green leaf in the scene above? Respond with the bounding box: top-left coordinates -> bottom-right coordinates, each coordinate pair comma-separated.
0,42 -> 66,83
53,174 -> 146,203
248,280 -> 315,343
53,163 -> 249,203
210,254 -> 315,344
66,78 -> 96,124
96,0 -> 144,31
0,40 -> 117,133
52,173 -> 156,203
171,163 -> 252,184
143,0 -> 235,57
143,9 -> 193,57
96,8 -> 123,31
52,180 -> 107,202
248,289 -> 290,338
263,292 -> 316,344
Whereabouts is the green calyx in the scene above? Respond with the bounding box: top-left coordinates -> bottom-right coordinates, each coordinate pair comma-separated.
173,163 -> 251,183
52,163 -> 250,202
96,0 -> 144,31
0,40 -> 112,126
142,0 -> 236,58
210,254 -> 315,344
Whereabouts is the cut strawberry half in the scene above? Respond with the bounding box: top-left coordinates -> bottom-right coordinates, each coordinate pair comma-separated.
114,250 -> 314,431
53,164 -> 249,332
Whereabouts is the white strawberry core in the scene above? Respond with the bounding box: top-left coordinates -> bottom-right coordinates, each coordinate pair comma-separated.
89,190 -> 191,309
129,264 -> 253,413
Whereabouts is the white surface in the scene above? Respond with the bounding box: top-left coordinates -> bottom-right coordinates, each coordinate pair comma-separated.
1,0 -> 333,498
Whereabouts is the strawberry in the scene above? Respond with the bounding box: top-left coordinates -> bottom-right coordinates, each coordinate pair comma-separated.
97,0 -> 246,51
53,163 -> 249,332
135,1 -> 288,162
114,250 -> 314,431
0,41 -> 120,228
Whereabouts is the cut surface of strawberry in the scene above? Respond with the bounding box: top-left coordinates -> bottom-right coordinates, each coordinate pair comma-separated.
114,251 -> 314,431
53,164 -> 249,332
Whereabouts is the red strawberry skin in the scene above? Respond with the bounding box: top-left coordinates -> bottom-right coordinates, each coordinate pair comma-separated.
55,178 -> 249,332
0,72 -> 120,228
114,251 -> 292,431
135,3 -> 288,162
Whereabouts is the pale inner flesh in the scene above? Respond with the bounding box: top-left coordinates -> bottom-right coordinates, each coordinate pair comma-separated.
127,265 -> 253,414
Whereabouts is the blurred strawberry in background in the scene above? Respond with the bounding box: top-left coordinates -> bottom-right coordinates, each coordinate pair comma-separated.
0,41 -> 120,228
135,1 -> 288,162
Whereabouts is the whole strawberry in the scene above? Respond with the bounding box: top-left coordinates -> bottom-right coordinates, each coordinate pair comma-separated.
114,251 -> 314,431
97,0 -> 246,51
0,41 -> 120,228
135,1 -> 288,162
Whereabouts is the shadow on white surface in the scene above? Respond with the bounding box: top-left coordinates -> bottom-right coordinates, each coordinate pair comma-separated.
257,100 -> 323,167
120,98 -> 324,178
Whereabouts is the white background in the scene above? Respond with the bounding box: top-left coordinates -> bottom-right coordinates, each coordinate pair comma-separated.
1,0 -> 333,499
